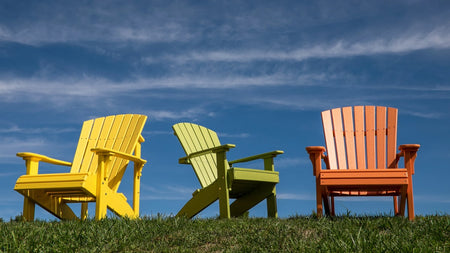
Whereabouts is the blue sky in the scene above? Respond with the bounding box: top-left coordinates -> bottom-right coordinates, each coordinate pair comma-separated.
0,0 -> 449,220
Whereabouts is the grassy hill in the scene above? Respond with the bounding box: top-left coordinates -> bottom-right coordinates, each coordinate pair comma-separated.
1,215 -> 448,252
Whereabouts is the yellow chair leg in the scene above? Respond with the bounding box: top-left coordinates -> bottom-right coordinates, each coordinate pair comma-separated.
23,196 -> 35,221
81,203 -> 88,220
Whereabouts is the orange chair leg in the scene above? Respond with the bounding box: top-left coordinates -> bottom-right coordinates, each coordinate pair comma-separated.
316,184 -> 323,217
393,196 -> 399,215
407,185 -> 415,221
330,196 -> 335,216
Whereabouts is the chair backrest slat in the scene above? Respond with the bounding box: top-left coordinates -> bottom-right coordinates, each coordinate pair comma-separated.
71,119 -> 94,173
322,106 -> 398,170
387,107 -> 398,168
376,107 -> 387,169
342,106 -> 357,170
70,115 -> 147,189
331,108 -> 347,170
173,123 -> 223,188
354,106 -> 366,169
89,115 -> 115,174
78,117 -> 105,173
321,110 -> 338,170
109,115 -> 147,190
365,106 -> 376,169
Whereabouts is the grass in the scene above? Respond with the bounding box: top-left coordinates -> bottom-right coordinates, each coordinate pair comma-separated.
0,215 -> 448,252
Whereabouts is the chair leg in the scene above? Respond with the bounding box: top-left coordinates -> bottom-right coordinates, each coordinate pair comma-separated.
218,188 -> 231,219
323,194 -> 330,216
81,203 -> 88,220
407,184 -> 415,221
399,186 -> 407,217
229,185 -> 276,218
316,184 -> 323,217
23,195 -> 35,221
393,196 -> 399,215
330,196 -> 335,216
267,185 -> 277,218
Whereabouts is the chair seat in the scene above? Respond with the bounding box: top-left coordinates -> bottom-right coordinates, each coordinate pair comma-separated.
14,173 -> 96,197
228,168 -> 279,198
319,168 -> 408,186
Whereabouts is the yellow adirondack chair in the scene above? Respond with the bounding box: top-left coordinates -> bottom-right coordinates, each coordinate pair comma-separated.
306,106 -> 419,220
14,114 -> 147,221
173,123 -> 283,219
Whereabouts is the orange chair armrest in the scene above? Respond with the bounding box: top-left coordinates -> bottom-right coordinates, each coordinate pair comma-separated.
397,144 -> 420,175
306,146 -> 326,176
306,146 -> 326,154
398,144 -> 420,152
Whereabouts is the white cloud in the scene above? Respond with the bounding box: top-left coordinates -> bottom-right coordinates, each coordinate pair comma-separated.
275,157 -> 309,169
0,126 -> 77,134
278,193 -> 314,200
140,184 -> 193,200
152,27 -> 450,63
145,108 -> 215,121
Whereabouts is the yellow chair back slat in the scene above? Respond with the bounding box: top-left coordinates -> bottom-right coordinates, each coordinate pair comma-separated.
70,114 -> 146,187
109,115 -> 147,190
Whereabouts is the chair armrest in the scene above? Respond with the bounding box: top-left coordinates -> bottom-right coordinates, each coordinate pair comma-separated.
228,150 -> 284,165
306,146 -> 326,176
16,152 -> 72,166
398,144 -> 420,153
397,144 -> 420,175
178,144 -> 236,164
91,148 -> 147,165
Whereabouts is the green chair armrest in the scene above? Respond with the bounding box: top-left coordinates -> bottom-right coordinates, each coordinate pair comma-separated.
178,144 -> 236,164
16,152 -> 72,167
228,150 -> 284,165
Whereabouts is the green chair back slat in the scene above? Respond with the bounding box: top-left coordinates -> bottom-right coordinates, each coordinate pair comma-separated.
173,123 -> 221,188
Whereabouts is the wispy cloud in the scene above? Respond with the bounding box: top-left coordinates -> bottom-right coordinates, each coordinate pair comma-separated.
140,184 -> 193,200
149,27 -> 450,63
145,108 -> 215,121
0,126 -> 77,134
278,193 -> 314,201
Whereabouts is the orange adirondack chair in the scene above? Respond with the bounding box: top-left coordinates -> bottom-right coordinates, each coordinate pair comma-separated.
306,106 -> 419,220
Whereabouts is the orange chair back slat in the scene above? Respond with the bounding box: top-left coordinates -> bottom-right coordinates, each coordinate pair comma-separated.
321,106 -> 398,170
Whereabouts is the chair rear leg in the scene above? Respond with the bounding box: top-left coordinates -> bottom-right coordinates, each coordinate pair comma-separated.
393,196 -> 399,215
330,196 -> 335,216
81,203 -> 88,220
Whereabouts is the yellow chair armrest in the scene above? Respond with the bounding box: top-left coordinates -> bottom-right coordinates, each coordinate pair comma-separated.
16,152 -> 72,166
91,148 -> 147,164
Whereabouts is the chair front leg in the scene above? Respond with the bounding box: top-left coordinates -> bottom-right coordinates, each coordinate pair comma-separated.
216,150 -> 230,219
95,152 -> 112,220
266,186 -> 277,218
23,193 -> 35,221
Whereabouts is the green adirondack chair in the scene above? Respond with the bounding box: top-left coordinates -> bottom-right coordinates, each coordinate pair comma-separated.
173,122 -> 283,219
